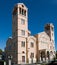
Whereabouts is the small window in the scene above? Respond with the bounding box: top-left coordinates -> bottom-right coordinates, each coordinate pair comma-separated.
31,42 -> 34,47
21,41 -> 25,47
19,7 -> 21,14
30,53 -> 34,58
22,9 -> 24,15
51,27 -> 54,31
22,51 -> 25,53
21,19 -> 25,25
24,10 -> 26,16
21,30 -> 25,35
22,5 -> 24,7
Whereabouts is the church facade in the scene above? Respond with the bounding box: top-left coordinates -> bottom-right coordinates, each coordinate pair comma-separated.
5,3 -> 55,64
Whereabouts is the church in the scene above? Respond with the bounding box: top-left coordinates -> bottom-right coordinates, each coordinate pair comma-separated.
5,3 -> 55,64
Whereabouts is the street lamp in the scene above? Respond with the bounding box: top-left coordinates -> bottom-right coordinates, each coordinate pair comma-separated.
8,55 -> 13,65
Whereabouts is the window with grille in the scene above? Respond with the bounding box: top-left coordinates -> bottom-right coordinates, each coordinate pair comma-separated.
21,19 -> 25,25
30,53 -> 34,58
21,30 -> 25,35
31,42 -> 34,47
21,41 -> 25,47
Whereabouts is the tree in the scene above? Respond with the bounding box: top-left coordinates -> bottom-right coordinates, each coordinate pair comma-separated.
0,49 -> 3,54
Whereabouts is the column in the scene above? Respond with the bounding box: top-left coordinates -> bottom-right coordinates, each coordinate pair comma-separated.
9,59 -> 11,65
4,61 -> 6,65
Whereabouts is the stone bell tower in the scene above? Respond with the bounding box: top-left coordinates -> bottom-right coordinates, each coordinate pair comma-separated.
12,3 -> 28,64
45,23 -> 55,59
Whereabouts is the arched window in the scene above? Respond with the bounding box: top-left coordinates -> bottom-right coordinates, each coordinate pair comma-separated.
31,42 -> 34,47
19,7 -> 21,14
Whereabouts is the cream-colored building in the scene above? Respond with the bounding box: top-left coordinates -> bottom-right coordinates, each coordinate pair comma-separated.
35,30 -> 55,62
5,3 -> 55,64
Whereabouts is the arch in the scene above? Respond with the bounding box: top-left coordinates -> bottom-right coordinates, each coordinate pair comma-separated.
28,36 -> 36,42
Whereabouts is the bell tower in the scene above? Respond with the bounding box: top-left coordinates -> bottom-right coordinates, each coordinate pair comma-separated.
12,3 -> 28,38
45,23 -> 55,57
45,23 -> 54,41
45,23 -> 55,46
12,3 -> 28,64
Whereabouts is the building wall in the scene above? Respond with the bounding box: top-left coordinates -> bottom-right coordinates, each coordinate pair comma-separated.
38,32 -> 50,50
27,36 -> 36,63
34,32 -> 50,62
35,31 -> 55,62
17,37 -> 26,64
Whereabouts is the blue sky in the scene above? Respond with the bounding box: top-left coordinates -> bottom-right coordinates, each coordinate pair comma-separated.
0,0 -> 57,50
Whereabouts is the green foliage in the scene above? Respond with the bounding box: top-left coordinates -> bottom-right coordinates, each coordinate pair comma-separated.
0,49 -> 3,54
